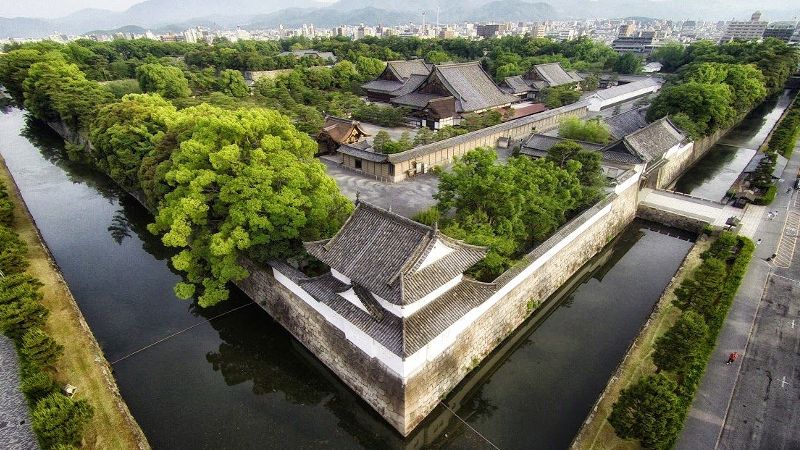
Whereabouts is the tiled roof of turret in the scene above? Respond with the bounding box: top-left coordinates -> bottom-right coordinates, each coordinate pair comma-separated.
604,107 -> 649,139
304,201 -> 487,305
623,117 -> 686,162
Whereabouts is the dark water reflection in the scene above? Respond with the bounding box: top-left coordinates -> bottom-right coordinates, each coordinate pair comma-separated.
1,107 -> 694,449
673,90 -> 796,200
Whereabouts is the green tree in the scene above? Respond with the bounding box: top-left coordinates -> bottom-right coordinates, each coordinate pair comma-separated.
651,43 -> 686,72
546,140 -> 606,202
425,50 -> 450,64
20,368 -> 56,401
608,374 -> 683,449
673,257 -> 727,320
0,49 -> 65,105
31,393 -> 93,449
613,53 -> 643,74
0,181 -> 14,227
436,148 -> 587,280
23,60 -> 113,130
21,327 -> 63,368
0,226 -> 29,275
652,311 -> 709,374
330,60 -> 359,88
217,69 -> 249,98
580,74 -> 600,91
103,79 -> 142,98
558,117 -> 611,143
355,56 -> 386,81
135,63 -> 191,99
147,105 -> 352,306
89,94 -> 176,191
647,82 -> 735,136
413,127 -> 435,146
372,130 -> 391,152
0,274 -> 47,339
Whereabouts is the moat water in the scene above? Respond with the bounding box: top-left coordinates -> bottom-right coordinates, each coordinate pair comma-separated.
672,89 -> 797,201
1,108 -> 695,450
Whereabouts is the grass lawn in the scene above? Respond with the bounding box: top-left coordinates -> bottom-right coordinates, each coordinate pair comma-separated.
571,237 -> 712,450
1,155 -> 148,450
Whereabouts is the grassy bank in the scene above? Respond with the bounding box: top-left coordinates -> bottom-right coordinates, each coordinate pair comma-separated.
571,237 -> 712,450
0,154 -> 148,450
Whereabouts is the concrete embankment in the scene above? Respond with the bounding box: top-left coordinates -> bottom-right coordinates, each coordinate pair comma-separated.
0,154 -> 150,450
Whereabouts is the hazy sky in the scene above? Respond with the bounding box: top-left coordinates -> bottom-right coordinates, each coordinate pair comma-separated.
0,0 -> 141,18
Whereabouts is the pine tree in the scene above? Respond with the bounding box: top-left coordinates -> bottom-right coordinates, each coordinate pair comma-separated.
652,311 -> 709,374
21,327 -> 63,368
609,374 -> 683,449
32,393 -> 93,449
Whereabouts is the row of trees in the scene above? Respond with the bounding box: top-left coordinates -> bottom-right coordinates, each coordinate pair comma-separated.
651,38 -> 799,95
416,145 -> 604,280
767,95 -> 800,157
647,39 -> 799,138
647,62 -> 769,138
748,94 -> 800,205
0,179 -> 94,449
609,232 -> 754,449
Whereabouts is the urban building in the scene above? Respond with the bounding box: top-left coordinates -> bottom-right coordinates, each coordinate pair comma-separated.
720,11 -> 768,42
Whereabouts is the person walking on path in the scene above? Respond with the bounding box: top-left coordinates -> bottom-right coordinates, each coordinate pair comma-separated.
726,352 -> 738,365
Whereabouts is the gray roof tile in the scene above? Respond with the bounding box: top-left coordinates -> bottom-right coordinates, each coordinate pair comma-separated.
305,202 -> 487,305
531,63 -> 583,86
604,107 -> 649,139
623,117 -> 686,162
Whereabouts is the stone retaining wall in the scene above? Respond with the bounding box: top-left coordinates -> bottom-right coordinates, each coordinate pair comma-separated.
636,204 -> 709,234
238,173 -> 640,435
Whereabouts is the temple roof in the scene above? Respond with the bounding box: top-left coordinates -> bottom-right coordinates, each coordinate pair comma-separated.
392,62 -> 517,114
304,202 -> 487,305
386,59 -> 432,80
604,107 -> 649,139
521,134 -> 644,165
316,116 -> 369,144
623,117 -> 686,162
529,63 -> 583,87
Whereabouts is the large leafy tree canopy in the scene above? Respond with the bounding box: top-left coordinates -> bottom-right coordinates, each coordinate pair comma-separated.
89,94 -> 177,190
435,148 -> 596,280
148,105 -> 352,306
136,63 -> 191,99
647,81 -> 735,138
23,59 -> 113,130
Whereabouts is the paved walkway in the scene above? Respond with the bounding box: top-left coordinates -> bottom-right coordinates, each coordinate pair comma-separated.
676,140 -> 800,449
0,336 -> 39,450
639,188 -> 742,227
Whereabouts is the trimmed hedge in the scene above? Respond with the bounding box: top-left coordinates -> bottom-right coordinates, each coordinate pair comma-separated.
0,186 -> 92,449
609,232 -> 754,449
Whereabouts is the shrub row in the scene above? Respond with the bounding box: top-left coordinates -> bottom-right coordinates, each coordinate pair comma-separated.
767,94 -> 800,157
0,179 -> 93,449
609,232 -> 754,449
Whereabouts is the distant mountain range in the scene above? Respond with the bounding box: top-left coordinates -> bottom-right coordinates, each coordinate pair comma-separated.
1,0 -> 797,39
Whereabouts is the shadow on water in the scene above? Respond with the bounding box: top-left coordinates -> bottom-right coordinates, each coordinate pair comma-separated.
1,108 -> 695,449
